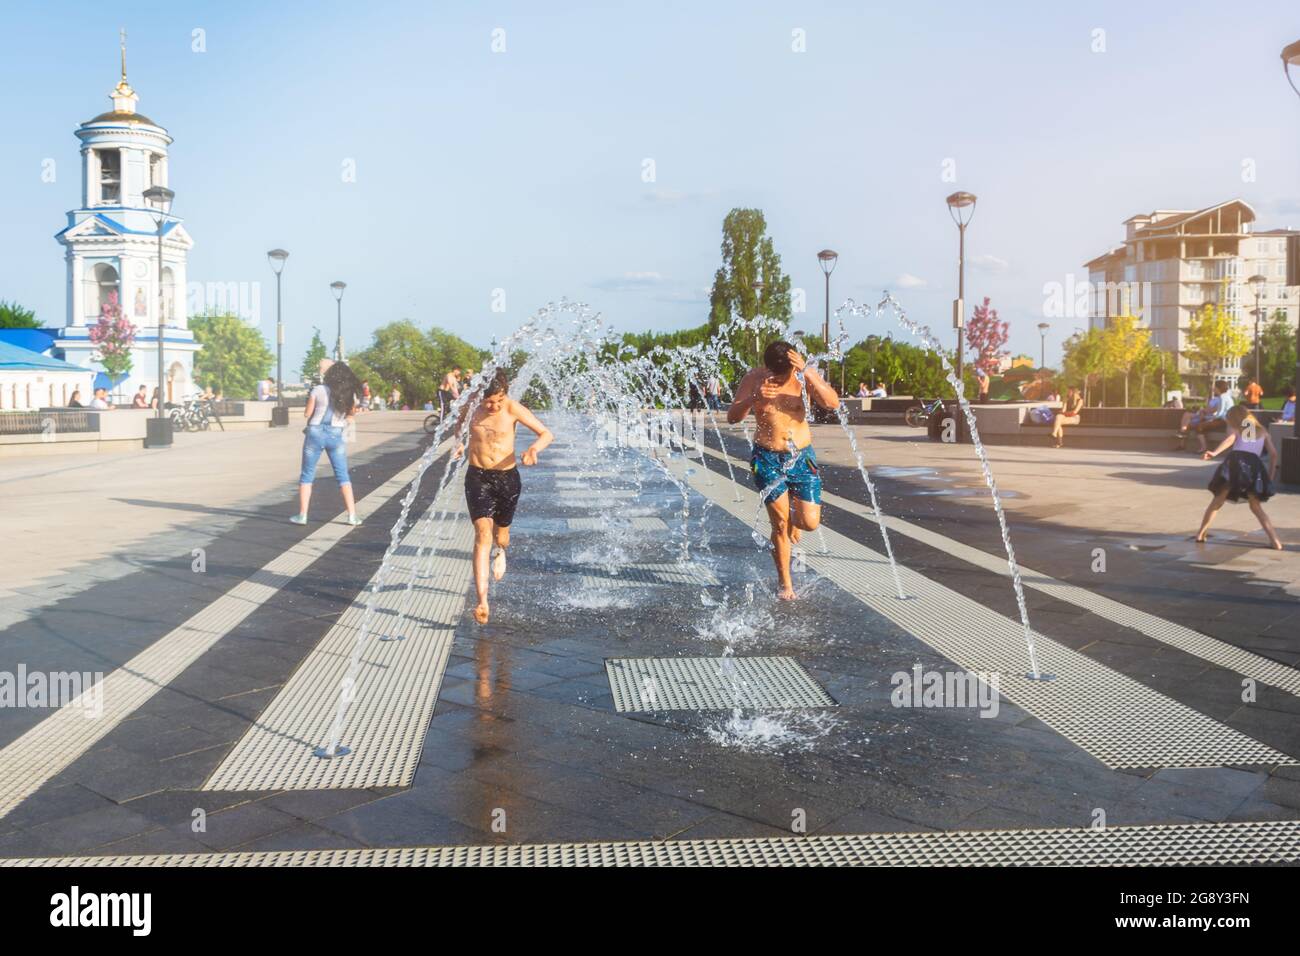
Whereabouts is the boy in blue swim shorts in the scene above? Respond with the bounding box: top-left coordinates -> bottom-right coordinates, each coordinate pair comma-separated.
727,340 -> 841,599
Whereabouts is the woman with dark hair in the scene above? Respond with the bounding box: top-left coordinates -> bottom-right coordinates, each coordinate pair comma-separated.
291,361 -> 363,525
1050,386 -> 1084,448
1197,404 -> 1283,549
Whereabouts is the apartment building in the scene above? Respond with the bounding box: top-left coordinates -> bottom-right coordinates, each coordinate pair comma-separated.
1084,199 -> 1298,382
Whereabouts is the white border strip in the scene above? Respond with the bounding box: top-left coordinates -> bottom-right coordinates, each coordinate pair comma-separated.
5,819 -> 1299,867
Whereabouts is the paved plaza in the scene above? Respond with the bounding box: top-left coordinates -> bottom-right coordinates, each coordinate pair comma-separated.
0,412 -> 1297,866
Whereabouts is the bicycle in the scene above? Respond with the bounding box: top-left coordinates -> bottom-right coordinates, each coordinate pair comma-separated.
167,395 -> 213,432
903,397 -> 945,428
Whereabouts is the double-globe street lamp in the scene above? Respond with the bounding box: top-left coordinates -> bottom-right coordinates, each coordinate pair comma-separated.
142,185 -> 175,449
331,281 -> 347,361
267,248 -> 289,427
946,191 -> 977,397
1281,39 -> 1300,483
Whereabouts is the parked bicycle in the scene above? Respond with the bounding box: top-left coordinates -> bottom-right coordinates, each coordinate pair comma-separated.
167,395 -> 216,432
903,397 -> 945,428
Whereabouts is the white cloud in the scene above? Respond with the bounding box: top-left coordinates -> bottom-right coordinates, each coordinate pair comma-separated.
970,254 -> 1009,273
644,187 -> 689,204
590,272 -> 706,304
592,272 -> 664,291
896,273 -> 927,289
642,186 -> 718,205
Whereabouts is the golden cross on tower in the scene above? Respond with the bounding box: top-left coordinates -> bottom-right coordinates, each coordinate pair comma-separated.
119,27 -> 127,82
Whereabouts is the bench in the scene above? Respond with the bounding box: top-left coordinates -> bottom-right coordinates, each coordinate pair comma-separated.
1015,408 -> 1280,451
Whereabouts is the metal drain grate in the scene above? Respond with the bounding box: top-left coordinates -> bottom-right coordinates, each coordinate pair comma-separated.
580,563 -> 720,589
606,656 -> 836,712
555,481 -> 642,492
568,517 -> 667,531
203,476 -> 472,792
8,819 -> 1299,867
669,456 -> 1297,769
554,469 -> 618,479
555,489 -> 638,500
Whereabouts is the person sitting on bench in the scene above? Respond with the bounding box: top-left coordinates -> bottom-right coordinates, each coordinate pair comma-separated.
1177,380 -> 1233,454
1050,387 -> 1083,448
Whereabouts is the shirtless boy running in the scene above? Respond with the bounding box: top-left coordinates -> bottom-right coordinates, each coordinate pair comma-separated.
726,341 -> 840,599
455,369 -> 553,624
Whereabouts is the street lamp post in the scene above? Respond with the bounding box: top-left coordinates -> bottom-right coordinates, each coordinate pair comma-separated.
267,249 -> 289,427
330,281 -> 347,360
1282,39 -> 1300,483
1248,274 -> 1266,388
142,185 -> 175,449
946,191 -> 977,398
1037,322 -> 1050,370
818,249 -> 839,390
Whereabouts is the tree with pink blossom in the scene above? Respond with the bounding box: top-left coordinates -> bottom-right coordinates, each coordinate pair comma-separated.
88,291 -> 138,383
966,297 -> 1009,375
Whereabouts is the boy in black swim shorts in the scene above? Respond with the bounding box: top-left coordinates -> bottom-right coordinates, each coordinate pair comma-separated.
454,369 -> 553,624
465,466 -> 522,529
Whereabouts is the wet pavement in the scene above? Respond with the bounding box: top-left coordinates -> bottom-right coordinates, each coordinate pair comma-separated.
1,415 -> 1298,859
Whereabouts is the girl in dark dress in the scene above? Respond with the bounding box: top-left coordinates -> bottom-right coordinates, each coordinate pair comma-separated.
1196,405 -> 1283,549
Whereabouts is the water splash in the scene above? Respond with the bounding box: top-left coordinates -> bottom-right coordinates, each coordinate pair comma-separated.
835,294 -> 1043,678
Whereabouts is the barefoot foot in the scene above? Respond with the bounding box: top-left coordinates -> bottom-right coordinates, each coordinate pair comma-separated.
776,586 -> 798,601
491,547 -> 507,582
473,602 -> 490,624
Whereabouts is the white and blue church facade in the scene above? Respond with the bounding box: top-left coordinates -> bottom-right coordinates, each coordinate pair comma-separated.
50,50 -> 199,402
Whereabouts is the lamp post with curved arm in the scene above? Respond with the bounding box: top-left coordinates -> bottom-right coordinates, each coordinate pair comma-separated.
142,185 -> 174,448
267,248 -> 289,426
946,191 -> 977,397
331,281 -> 347,361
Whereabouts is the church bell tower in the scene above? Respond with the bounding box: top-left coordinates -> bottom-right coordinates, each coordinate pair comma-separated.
52,30 -> 199,400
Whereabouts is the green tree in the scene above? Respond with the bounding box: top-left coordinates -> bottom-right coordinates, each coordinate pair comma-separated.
706,208 -> 792,363
191,311 -> 274,398
1099,314 -> 1150,407
0,300 -> 40,329
1185,295 -> 1250,393
840,335 -> 954,398
1242,309 -> 1296,397
300,327 -> 329,386
1062,328 -> 1106,405
1130,341 -> 1182,407
351,321 -> 487,407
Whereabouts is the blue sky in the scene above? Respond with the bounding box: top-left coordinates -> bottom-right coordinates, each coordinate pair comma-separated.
2,0 -> 1298,368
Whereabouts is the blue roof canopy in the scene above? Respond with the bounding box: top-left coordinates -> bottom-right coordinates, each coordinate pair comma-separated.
0,340 -> 92,373
0,328 -> 57,354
